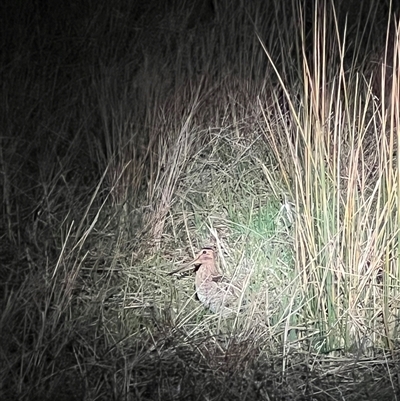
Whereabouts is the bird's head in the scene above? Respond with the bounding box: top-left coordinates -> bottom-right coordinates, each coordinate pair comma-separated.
169,247 -> 215,274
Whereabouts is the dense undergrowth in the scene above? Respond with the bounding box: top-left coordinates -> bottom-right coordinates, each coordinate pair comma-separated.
1,0 -> 400,400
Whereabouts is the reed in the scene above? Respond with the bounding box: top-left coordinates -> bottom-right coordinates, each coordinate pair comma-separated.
1,1 -> 399,400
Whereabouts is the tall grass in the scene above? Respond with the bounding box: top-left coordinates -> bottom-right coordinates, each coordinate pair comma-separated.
1,0 -> 399,399
260,0 -> 400,354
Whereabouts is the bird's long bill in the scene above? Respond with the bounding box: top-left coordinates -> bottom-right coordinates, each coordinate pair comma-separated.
168,253 -> 203,275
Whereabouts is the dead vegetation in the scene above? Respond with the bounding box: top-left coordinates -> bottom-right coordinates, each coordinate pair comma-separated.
1,0 -> 400,400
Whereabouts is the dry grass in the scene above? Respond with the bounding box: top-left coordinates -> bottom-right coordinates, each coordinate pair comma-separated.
1,0 -> 400,400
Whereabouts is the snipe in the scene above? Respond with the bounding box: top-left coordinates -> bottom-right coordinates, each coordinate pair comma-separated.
170,248 -> 244,315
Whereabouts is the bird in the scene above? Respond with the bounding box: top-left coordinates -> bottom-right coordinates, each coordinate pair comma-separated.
169,248 -> 245,315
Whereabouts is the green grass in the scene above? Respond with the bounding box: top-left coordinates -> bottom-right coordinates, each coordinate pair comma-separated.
1,0 -> 400,400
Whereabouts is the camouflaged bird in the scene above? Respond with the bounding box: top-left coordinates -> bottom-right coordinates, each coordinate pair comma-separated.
170,248 -> 244,315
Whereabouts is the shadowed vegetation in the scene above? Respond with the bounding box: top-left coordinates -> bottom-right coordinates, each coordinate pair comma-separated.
1,0 -> 400,399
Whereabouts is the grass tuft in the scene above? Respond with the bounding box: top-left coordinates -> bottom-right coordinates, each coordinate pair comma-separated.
1,0 -> 400,399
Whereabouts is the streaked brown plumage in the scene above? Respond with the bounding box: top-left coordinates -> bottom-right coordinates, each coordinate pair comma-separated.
170,248 -> 243,314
